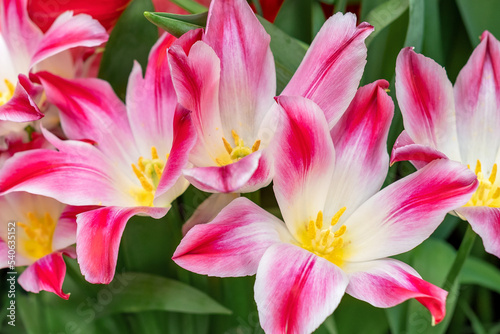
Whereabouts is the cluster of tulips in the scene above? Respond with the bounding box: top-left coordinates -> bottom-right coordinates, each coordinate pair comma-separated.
1,0 -> 499,333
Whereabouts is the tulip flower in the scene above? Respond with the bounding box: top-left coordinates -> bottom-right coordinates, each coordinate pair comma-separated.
173,81 -> 478,333
168,0 -> 373,194
0,0 -> 108,124
391,31 -> 500,258
0,33 -> 196,284
0,192 -> 91,299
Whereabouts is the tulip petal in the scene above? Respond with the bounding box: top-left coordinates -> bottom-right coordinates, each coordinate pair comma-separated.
204,0 -> 275,141
395,47 -> 461,161
454,31 -> 500,169
154,105 -> 196,203
273,95 -> 335,239
126,33 -> 177,155
0,239 -> 9,268
76,206 -> 168,284
1,0 -> 42,71
35,72 -> 137,166
0,74 -> 43,122
283,13 -> 373,127
390,130 -> 448,169
18,252 -> 70,299
173,197 -> 290,277
30,11 -> 108,68
168,41 -> 225,167
344,159 -> 478,262
255,243 -> 349,334
182,193 -> 239,235
345,258 -> 447,325
0,139 -> 134,207
327,80 -> 393,216
457,207 -> 500,258
53,205 -> 98,251
183,151 -> 261,193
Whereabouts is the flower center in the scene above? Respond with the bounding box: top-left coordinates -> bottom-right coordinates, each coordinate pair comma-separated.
18,212 -> 56,261
0,79 -> 15,106
466,160 -> 500,207
299,208 -> 347,267
215,130 -> 260,166
130,146 -> 168,207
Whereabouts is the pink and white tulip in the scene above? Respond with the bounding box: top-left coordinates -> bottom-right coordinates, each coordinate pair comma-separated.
0,192 -> 92,299
173,82 -> 478,333
0,0 -> 108,124
168,0 -> 373,194
391,31 -> 500,258
0,33 -> 197,284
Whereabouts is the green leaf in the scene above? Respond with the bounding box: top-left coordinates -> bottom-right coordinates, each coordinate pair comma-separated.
404,0 -> 424,51
167,0 -> 207,14
460,256 -> 500,295
456,0 -> 500,47
144,11 -> 207,38
97,273 -> 231,316
98,0 -> 158,99
365,0 -> 409,46
458,301 -> 487,334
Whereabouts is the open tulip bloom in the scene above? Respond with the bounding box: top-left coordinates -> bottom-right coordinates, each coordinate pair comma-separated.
168,0 -> 373,194
173,81 -> 479,333
0,33 -> 196,284
0,192 -> 90,299
391,31 -> 500,259
0,0 -> 108,124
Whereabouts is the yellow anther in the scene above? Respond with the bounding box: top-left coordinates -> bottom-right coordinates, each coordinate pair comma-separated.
334,225 -> 347,237
154,164 -> 163,180
475,160 -> 482,175
489,164 -> 497,184
0,79 -> 15,105
331,207 -> 346,226
138,176 -> 153,192
18,211 -> 56,260
138,157 -> 145,171
493,188 -> 500,199
252,140 -> 261,153
331,237 -> 344,249
315,211 -> 323,229
231,130 -> 242,146
132,163 -> 144,179
151,146 -> 159,160
222,137 -> 233,154
307,220 -> 316,240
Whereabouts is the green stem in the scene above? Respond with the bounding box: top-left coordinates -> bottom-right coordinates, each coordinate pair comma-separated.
442,225 -> 476,290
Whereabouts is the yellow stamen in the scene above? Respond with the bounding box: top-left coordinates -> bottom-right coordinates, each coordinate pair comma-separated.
0,79 -> 15,106
331,207 -> 346,226
252,140 -> 261,153
215,130 -> 262,166
151,146 -> 159,160
334,225 -> 347,237
315,211 -> 323,229
130,146 -> 168,206
475,160 -> 482,175
489,164 -> 497,184
18,211 -> 57,260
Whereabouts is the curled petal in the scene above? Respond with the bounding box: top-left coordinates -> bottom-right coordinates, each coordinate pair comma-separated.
76,206 -> 168,284
0,74 -> 43,122
454,31 -> 500,168
345,258 -> 447,325
18,252 -> 70,299
390,130 -> 448,169
255,243 -> 349,334
283,13 -> 373,127
395,47 -> 460,161
173,197 -> 290,277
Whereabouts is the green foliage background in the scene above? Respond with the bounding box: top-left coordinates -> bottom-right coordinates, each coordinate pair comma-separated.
1,0 -> 500,333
